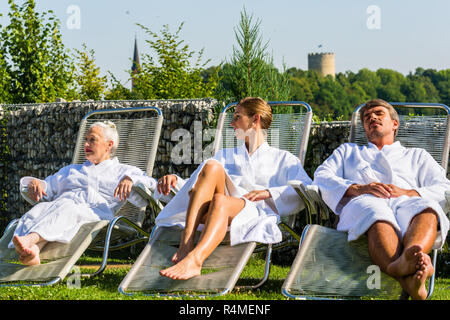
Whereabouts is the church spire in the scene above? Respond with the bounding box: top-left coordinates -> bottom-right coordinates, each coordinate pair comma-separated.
131,35 -> 140,90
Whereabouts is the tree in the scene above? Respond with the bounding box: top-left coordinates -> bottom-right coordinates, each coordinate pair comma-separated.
73,44 -> 107,101
0,47 -> 11,103
424,69 -> 450,105
131,22 -> 219,99
104,72 -> 137,100
375,69 -> 406,101
219,8 -> 291,102
0,0 -> 75,103
407,71 -> 440,103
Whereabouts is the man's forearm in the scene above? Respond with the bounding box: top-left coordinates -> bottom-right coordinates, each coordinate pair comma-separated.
399,188 -> 420,197
344,184 -> 364,198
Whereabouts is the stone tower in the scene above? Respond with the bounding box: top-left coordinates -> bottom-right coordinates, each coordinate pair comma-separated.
308,52 -> 335,77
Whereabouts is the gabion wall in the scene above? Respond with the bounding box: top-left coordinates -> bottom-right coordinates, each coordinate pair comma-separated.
304,121 -> 350,177
0,99 -> 218,226
0,100 -> 448,235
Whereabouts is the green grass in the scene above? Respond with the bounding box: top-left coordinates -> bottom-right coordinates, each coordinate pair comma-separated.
0,254 -> 448,300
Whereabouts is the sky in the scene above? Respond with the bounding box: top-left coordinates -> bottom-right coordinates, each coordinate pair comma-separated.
1,0 -> 449,88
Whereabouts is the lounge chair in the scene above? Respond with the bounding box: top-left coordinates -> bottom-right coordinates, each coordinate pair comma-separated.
282,102 -> 450,299
118,101 -> 313,296
0,106 -> 163,286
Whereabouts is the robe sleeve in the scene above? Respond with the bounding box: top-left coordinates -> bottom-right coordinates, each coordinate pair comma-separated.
415,150 -> 450,208
118,165 -> 157,191
313,144 -> 356,214
20,176 -> 47,191
20,176 -> 48,203
267,154 -> 313,217
21,165 -> 75,201
172,174 -> 187,190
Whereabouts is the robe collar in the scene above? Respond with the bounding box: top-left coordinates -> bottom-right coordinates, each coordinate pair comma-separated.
367,140 -> 403,153
84,156 -> 119,167
237,141 -> 270,158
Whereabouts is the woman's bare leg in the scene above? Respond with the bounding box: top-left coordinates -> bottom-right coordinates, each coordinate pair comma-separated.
173,160 -> 226,263
160,194 -> 245,280
13,232 -> 47,266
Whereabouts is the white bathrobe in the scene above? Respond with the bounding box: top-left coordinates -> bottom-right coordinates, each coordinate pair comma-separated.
8,157 -> 156,248
155,142 -> 312,246
314,141 -> 450,248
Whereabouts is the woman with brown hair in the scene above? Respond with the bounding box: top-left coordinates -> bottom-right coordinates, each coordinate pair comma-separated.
155,97 -> 312,280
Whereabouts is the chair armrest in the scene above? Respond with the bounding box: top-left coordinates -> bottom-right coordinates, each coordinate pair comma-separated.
288,180 -> 317,214
288,180 -> 331,220
132,182 -> 179,209
132,182 -> 163,211
445,190 -> 450,215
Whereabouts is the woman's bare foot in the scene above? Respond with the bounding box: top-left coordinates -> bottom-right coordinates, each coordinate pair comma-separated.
160,253 -> 202,280
387,245 -> 423,277
19,245 -> 41,266
172,240 -> 195,264
13,235 -> 28,256
13,236 -> 41,266
401,253 -> 434,300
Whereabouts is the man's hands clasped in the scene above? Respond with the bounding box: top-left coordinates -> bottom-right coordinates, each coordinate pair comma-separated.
345,182 -> 420,199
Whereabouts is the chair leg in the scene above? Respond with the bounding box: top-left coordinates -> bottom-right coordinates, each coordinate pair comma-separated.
81,216 -> 149,278
235,244 -> 272,290
426,248 -> 438,299
0,277 -> 62,288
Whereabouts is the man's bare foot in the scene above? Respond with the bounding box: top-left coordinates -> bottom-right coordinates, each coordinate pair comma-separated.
401,254 -> 434,300
12,236 -> 41,266
160,253 -> 202,280
387,245 -> 423,277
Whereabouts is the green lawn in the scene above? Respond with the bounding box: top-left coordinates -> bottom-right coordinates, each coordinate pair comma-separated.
0,254 -> 448,300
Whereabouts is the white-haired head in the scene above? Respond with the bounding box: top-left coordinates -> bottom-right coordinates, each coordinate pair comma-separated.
89,121 -> 119,155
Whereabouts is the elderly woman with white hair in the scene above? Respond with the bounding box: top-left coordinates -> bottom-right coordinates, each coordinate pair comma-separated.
9,121 -> 156,266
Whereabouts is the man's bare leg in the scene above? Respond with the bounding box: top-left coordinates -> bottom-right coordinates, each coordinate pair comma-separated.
367,221 -> 402,274
172,161 -> 226,263
367,220 -> 426,299
388,210 -> 437,300
13,232 -> 47,266
387,210 -> 437,278
368,210 -> 437,299
160,194 -> 245,280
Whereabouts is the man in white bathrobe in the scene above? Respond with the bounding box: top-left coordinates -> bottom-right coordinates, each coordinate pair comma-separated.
313,99 -> 450,300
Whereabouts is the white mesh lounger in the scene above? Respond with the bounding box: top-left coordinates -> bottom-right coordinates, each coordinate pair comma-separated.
282,102 -> 450,300
118,101 -> 314,296
0,106 -> 163,286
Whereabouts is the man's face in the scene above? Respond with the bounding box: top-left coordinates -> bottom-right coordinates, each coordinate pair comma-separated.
362,106 -> 399,142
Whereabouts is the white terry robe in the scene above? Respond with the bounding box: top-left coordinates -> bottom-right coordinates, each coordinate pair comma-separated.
313,141 -> 450,249
8,157 -> 156,248
155,142 -> 312,246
